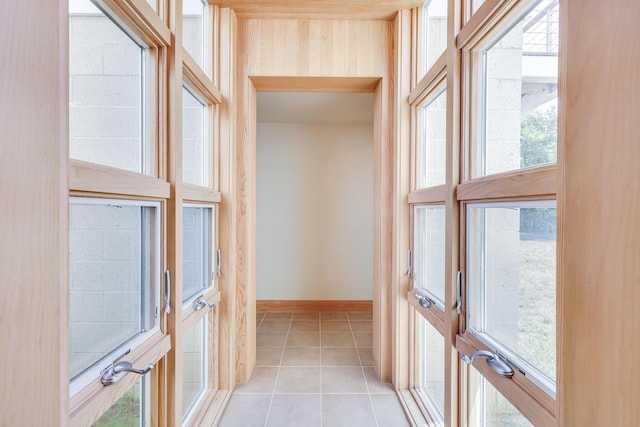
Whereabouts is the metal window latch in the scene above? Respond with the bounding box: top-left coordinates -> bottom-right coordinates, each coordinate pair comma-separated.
193,295 -> 216,311
456,271 -> 462,315
164,270 -> 171,314
101,350 -> 154,386
406,249 -> 412,277
413,292 -> 432,309
216,249 -> 222,277
461,350 -> 514,378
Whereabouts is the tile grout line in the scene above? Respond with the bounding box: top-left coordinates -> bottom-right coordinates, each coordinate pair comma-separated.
350,313 -> 380,427
262,313 -> 292,427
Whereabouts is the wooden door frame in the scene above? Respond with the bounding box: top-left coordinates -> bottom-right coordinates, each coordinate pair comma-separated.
231,74 -> 395,384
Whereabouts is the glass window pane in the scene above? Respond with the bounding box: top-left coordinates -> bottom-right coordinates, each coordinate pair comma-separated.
182,316 -> 207,419
69,200 -> 158,381
413,205 -> 446,306
182,206 -> 213,302
69,0 -> 148,173
422,0 -> 448,75
417,87 -> 447,188
93,378 -> 149,427
417,315 -> 445,420
470,370 -> 533,426
183,0 -> 207,73
182,86 -> 208,187
478,0 -> 558,176
467,202 -> 556,383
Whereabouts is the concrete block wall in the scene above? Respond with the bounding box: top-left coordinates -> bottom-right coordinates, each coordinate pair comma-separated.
183,15 -> 204,70
69,14 -> 142,173
484,22 -> 523,175
414,206 -> 446,304
182,88 -> 206,186
421,315 -> 445,414
426,16 -> 447,70
423,89 -> 447,187
69,203 -> 142,378
182,317 -> 205,417
182,207 -> 206,301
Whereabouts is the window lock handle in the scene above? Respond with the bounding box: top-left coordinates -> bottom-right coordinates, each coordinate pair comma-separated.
461,350 -> 514,378
101,361 -> 154,386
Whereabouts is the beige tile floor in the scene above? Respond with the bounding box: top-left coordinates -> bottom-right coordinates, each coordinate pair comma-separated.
219,312 -> 410,427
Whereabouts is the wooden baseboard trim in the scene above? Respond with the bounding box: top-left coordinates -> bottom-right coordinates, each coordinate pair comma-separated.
256,300 -> 373,313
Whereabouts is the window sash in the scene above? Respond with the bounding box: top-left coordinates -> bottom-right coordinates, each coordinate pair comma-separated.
465,200 -> 557,396
412,204 -> 446,308
182,204 -> 215,304
69,197 -> 161,396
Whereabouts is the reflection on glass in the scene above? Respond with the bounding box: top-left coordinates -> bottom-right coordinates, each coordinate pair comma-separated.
417,87 -> 447,188
470,370 -> 533,427
479,0 -> 558,176
413,205 -> 446,306
182,317 -> 207,419
182,86 -> 208,186
69,0 -> 146,173
418,315 -> 445,420
182,206 -> 213,302
182,0 -> 206,72
93,378 -> 145,427
69,201 -> 158,380
422,0 -> 448,75
467,202 -> 557,382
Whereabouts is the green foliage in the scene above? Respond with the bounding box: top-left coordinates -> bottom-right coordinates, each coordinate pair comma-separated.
520,105 -> 557,168
92,391 -> 140,427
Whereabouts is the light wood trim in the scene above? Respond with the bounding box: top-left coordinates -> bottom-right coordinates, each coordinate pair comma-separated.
392,10 -> 413,390
456,164 -> 557,201
409,388 -> 444,426
102,0 -> 171,47
189,389 -> 231,427
409,51 -> 447,105
409,7 -> 419,91
208,0 -> 421,20
182,184 -> 222,203
457,333 -> 556,426
559,0 -> 640,424
407,290 -> 447,333
408,185 -> 448,204
217,7 -> 237,392
69,159 -> 171,198
397,389 -> 430,426
256,300 -> 373,313
443,0 -> 462,424
183,50 -> 223,104
165,0 -> 186,424
456,0 -> 517,50
234,20 -> 256,384
0,1 -> 68,423
69,334 -> 171,426
244,19 -> 391,78
250,76 -> 381,93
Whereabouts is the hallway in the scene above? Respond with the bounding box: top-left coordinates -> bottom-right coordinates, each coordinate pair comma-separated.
219,312 -> 409,426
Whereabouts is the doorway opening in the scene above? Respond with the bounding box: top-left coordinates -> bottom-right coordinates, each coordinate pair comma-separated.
255,91 -> 375,308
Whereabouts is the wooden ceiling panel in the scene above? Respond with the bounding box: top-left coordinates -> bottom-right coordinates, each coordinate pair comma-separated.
209,0 -> 423,20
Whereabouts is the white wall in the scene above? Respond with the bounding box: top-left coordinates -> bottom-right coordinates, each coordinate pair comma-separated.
256,122 -> 373,300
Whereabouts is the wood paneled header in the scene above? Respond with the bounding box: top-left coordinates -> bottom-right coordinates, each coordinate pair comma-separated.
243,18 -> 392,77
211,0 -> 422,20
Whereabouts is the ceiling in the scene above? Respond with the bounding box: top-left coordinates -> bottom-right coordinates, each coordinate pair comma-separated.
256,92 -> 374,125
210,0 -> 423,20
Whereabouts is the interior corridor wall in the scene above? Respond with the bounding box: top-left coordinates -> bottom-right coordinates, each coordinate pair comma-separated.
256,122 -> 373,300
